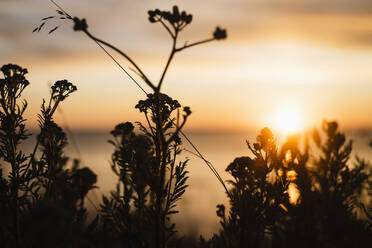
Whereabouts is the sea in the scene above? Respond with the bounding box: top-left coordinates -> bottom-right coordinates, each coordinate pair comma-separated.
20,129 -> 372,237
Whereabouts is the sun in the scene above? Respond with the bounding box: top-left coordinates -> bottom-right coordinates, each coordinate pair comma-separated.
272,105 -> 303,134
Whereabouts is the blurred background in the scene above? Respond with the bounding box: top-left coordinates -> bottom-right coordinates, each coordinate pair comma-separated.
1,0 -> 372,237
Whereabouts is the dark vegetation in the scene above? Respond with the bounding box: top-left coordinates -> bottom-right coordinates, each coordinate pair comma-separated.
1,3 -> 372,248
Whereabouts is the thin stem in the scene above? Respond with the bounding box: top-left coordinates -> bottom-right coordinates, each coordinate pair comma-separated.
165,116 -> 187,146
157,31 -> 178,91
50,0 -> 71,18
10,129 -> 20,247
83,30 -> 156,91
159,19 -> 174,38
175,38 -> 215,52
165,144 -> 177,214
179,127 -> 232,198
144,112 -> 155,138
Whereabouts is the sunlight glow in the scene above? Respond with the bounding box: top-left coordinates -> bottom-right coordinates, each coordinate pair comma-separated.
288,183 -> 300,205
272,105 -> 303,134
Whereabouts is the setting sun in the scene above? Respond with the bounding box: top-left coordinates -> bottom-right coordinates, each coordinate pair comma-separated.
272,105 -> 303,134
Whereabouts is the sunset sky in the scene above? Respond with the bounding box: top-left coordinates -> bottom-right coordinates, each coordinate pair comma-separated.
1,0 -> 372,132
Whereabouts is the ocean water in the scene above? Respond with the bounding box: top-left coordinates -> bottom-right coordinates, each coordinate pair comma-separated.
22,129 -> 372,237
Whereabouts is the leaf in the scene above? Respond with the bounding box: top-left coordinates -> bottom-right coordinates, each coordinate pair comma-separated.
175,177 -> 188,188
167,210 -> 179,215
56,10 -> 64,15
38,22 -> 45,32
171,189 -> 185,202
42,16 -> 54,21
107,140 -> 116,146
32,27 -> 39,33
174,184 -> 188,195
49,27 -> 58,34
279,203 -> 288,212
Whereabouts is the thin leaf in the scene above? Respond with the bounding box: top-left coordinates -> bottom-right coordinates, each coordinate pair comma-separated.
42,16 -> 55,21
49,26 -> 58,34
38,22 -> 45,32
167,210 -> 179,215
279,203 -> 288,212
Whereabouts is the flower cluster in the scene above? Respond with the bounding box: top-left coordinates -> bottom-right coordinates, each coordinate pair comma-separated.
38,119 -> 67,149
0,64 -> 30,97
148,6 -> 192,28
51,80 -> 77,102
226,155 -> 271,180
71,167 -> 97,197
255,127 -> 275,151
136,93 -> 181,116
110,122 -> 135,137
73,17 -> 88,31
226,156 -> 254,178
1,64 -> 28,79
213,26 -> 227,40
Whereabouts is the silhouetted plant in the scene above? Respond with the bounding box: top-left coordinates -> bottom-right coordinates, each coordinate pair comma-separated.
0,64 -> 97,247
36,3 -> 227,248
205,121 -> 372,248
28,2 -> 372,248
100,95 -> 190,247
205,128 -> 289,248
302,121 -> 371,247
271,121 -> 372,247
0,64 -> 31,246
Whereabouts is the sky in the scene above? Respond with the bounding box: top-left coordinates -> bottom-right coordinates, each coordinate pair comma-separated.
1,0 -> 372,132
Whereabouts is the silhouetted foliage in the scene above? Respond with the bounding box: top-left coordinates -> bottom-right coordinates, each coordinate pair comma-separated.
204,128 -> 289,248
33,3 -> 227,248
99,94 -> 190,247
0,1 -> 368,248
203,121 -> 372,248
0,64 -> 97,247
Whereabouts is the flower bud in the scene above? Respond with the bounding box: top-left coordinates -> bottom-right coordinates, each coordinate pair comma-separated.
213,26 -> 227,40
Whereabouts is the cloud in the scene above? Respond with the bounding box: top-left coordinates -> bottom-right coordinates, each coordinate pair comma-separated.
212,0 -> 372,48
3,0 -> 372,62
226,0 -> 372,15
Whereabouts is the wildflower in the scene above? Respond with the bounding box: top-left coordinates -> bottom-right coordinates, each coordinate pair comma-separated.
73,17 -> 88,31
72,167 -> 97,197
226,156 -> 253,178
51,80 -> 77,101
0,64 -> 29,97
110,122 -> 134,137
183,106 -> 192,116
256,127 -> 274,150
38,120 -> 66,146
135,93 -> 181,120
213,26 -> 227,40
148,5 -> 193,27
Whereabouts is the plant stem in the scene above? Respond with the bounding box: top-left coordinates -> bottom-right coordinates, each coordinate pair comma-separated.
175,38 -> 215,52
82,30 -> 156,91
157,31 -> 178,91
